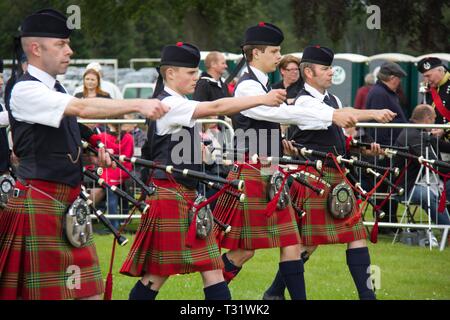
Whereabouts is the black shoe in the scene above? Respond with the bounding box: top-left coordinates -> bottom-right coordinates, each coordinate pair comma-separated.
262,291 -> 285,300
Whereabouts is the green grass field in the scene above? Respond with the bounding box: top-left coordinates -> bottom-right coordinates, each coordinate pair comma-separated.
93,231 -> 450,300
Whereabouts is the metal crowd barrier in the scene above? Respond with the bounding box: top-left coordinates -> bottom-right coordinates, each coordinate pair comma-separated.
355,123 -> 450,251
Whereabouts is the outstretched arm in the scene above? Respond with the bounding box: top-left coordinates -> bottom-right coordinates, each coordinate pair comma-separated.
192,89 -> 286,119
65,98 -> 169,120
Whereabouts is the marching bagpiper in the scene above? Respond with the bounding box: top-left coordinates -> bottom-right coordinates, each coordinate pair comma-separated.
0,8 -> 168,300
264,45 -> 395,300
119,41 -> 286,300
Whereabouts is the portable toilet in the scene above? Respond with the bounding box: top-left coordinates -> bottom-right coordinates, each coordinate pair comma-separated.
330,53 -> 369,107
368,53 -> 416,117
413,53 -> 450,104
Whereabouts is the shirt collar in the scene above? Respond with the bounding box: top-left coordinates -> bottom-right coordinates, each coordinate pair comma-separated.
27,64 -> 57,89
248,65 -> 269,89
304,82 -> 330,102
164,86 -> 186,98
438,71 -> 450,88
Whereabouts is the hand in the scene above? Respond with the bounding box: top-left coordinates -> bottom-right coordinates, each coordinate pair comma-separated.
372,109 -> 396,123
97,147 -> 115,168
282,139 -> 299,156
264,89 -> 286,106
431,129 -> 444,138
139,100 -> 170,120
332,109 -> 358,128
361,142 -> 383,156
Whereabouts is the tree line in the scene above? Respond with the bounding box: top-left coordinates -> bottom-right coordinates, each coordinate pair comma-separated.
0,0 -> 448,67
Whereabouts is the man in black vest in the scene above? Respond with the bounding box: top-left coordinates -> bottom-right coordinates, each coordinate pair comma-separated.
0,8 -> 169,300
264,45 -> 395,300
119,42 -> 286,300
219,23 -> 394,300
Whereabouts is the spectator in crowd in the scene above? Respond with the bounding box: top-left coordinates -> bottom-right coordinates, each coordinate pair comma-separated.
123,113 -> 147,149
394,104 -> 450,225
75,68 -> 111,133
73,62 -> 123,99
365,61 -> 408,231
75,68 -> 111,99
194,51 -> 229,102
354,73 -> 375,109
90,120 -> 134,230
366,61 -> 408,145
272,54 -> 303,104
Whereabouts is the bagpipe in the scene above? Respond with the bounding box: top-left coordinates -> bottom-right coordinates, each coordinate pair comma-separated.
349,137 -> 450,170
67,187 -> 129,247
81,137 -> 238,234
82,136 -> 239,300
292,142 -> 400,177
291,141 -> 406,199
289,141 -> 399,242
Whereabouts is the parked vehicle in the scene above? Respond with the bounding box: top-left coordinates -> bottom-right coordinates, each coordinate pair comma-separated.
122,82 -> 155,99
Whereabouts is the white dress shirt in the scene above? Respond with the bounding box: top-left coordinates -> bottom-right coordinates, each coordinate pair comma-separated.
155,86 -> 198,135
10,64 -> 73,128
293,83 -> 342,130
235,66 -> 334,129
0,105 -> 8,127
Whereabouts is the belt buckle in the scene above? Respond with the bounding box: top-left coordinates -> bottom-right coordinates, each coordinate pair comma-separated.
13,188 -> 22,198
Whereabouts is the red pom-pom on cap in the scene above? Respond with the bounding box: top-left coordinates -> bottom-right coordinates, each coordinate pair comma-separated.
258,22 -> 265,27
176,42 -> 183,47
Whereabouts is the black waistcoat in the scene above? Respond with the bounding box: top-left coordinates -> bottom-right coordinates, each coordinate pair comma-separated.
231,72 -> 282,158
144,90 -> 201,189
288,88 -> 347,159
6,73 -> 82,186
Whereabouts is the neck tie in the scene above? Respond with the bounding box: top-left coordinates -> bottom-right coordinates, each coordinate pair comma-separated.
54,80 -> 67,93
323,94 -> 332,106
266,79 -> 272,91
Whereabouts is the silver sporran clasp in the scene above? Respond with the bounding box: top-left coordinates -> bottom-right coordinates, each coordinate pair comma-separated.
65,197 -> 93,247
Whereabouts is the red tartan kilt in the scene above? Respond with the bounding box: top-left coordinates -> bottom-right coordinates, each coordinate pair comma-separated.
0,180 -> 104,300
291,167 -> 367,246
120,179 -> 223,277
216,163 -> 301,250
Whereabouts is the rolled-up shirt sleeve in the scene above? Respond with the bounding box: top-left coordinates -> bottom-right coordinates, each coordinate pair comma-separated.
237,80 -> 334,129
0,110 -> 9,127
10,81 -> 73,128
156,96 -> 198,135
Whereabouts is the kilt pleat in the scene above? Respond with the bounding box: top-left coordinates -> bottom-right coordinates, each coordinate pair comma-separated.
218,163 -> 301,250
291,168 -> 367,246
0,180 -> 104,300
120,179 -> 223,277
